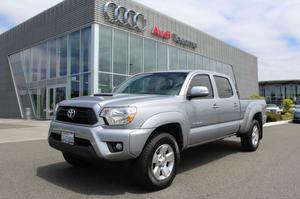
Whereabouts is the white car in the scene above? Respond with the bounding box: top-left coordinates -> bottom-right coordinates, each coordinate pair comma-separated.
291,105 -> 300,112
266,104 -> 282,114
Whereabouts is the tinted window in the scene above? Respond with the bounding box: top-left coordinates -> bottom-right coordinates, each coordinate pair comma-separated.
214,76 -> 233,98
188,75 -> 214,99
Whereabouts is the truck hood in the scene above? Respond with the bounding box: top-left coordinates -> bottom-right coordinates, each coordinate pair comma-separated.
58,94 -> 177,108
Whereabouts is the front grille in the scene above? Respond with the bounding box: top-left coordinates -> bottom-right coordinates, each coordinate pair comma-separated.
56,106 -> 98,125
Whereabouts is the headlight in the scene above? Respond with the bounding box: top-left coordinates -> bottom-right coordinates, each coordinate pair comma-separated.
100,107 -> 137,126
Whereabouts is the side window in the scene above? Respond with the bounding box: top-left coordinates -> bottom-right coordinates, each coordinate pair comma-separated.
188,75 -> 214,99
214,76 -> 233,98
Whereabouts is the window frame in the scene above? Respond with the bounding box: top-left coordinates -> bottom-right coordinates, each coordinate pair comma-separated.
186,74 -> 214,99
213,75 -> 234,99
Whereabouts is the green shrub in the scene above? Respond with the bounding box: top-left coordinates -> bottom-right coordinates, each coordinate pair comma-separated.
281,112 -> 294,121
282,99 -> 293,112
249,94 -> 265,99
267,112 -> 282,122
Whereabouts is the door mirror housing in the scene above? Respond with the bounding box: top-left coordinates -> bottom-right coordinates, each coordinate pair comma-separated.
188,86 -> 209,100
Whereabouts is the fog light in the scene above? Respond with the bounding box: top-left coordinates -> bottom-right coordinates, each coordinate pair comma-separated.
116,143 -> 123,151
107,142 -> 123,153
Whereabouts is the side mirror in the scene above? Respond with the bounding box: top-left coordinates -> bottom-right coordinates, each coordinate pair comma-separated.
188,86 -> 209,100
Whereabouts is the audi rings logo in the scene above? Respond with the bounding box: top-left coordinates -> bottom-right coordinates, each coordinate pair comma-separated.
104,2 -> 147,32
67,108 -> 76,119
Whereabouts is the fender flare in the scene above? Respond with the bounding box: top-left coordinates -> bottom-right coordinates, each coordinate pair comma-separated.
141,111 -> 189,148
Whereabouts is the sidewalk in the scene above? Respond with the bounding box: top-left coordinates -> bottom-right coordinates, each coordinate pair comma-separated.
264,120 -> 291,127
0,119 -> 50,144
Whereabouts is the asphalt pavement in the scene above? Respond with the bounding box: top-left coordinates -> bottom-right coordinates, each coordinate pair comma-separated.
0,123 -> 300,199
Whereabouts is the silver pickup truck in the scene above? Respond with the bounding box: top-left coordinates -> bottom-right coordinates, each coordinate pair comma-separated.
48,70 -> 266,190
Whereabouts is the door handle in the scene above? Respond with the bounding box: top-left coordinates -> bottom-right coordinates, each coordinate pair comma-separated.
212,104 -> 220,109
234,103 -> 239,108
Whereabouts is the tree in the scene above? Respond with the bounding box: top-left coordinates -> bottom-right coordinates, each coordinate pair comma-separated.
282,98 -> 293,111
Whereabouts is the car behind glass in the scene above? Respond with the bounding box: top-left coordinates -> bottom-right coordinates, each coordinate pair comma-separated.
293,109 -> 300,123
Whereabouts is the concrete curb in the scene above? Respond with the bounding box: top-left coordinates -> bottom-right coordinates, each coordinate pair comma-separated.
264,120 -> 291,127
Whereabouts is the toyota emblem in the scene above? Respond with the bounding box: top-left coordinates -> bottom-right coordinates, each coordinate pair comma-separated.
67,108 -> 76,119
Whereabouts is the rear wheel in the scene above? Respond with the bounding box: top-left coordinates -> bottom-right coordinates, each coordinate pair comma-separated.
135,133 -> 180,190
241,120 -> 261,151
62,152 -> 90,168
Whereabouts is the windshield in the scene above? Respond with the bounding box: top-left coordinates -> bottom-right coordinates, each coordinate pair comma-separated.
114,72 -> 188,95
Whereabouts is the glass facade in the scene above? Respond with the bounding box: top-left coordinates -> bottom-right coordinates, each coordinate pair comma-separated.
260,82 -> 300,105
9,26 -> 92,119
9,24 -> 235,120
98,24 -> 235,94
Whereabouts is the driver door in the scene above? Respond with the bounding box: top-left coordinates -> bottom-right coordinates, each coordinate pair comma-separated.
186,74 -> 219,145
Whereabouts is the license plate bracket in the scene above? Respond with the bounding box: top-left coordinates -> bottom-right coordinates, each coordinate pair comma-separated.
61,131 -> 75,145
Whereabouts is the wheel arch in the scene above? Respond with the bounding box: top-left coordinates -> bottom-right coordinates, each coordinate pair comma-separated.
148,123 -> 184,151
253,112 -> 263,139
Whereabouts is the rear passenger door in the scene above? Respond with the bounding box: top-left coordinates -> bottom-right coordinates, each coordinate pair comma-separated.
213,76 -> 240,134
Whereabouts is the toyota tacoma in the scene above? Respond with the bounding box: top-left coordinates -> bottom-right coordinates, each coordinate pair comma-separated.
48,71 -> 267,190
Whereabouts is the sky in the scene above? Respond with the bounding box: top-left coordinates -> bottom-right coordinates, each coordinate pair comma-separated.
1,0 -> 300,81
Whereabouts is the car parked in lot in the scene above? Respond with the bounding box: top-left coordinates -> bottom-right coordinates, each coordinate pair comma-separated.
48,70 -> 267,190
293,109 -> 300,123
266,104 -> 282,114
291,105 -> 300,112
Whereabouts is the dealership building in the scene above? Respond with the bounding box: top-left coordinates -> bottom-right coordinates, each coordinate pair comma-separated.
0,0 -> 258,119
259,80 -> 300,105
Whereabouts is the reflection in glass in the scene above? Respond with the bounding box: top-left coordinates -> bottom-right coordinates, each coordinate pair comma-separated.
113,75 -> 128,88
82,73 -> 90,96
178,50 -> 187,69
157,43 -> 167,71
82,27 -> 91,73
99,73 -> 112,93
113,30 -> 128,74
71,75 -> 80,98
58,36 -> 67,76
99,26 -> 112,72
187,52 -> 195,70
70,31 -> 80,75
31,47 -> 39,82
9,26 -> 92,119
48,40 -> 57,78
130,35 -> 143,75
144,38 -> 156,72
169,47 -> 178,70
195,55 -> 203,70
40,43 -> 47,80
55,87 -> 66,105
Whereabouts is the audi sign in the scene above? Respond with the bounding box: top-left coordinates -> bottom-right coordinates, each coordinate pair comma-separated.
104,2 -> 147,32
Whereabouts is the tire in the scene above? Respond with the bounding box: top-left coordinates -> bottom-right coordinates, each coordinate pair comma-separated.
62,152 -> 90,168
241,120 -> 261,152
135,133 -> 180,190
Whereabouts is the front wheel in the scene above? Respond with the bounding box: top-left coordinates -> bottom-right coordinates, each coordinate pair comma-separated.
135,133 -> 180,190
241,120 -> 261,152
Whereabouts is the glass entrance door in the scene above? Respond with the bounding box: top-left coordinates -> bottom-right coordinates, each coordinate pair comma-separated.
46,86 -> 66,119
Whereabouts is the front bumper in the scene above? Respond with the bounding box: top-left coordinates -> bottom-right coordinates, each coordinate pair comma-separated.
48,121 -> 153,161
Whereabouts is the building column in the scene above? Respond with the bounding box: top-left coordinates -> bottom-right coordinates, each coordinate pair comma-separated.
91,24 -> 99,94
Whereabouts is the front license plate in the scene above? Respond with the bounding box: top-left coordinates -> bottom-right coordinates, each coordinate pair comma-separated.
61,131 -> 75,145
